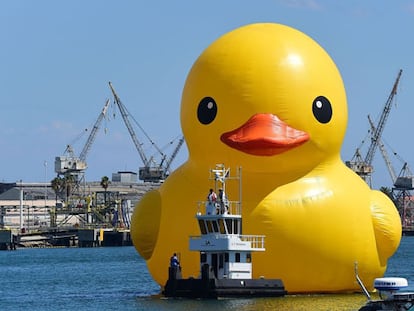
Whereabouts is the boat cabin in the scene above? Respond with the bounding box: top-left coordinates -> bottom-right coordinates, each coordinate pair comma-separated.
190,201 -> 265,280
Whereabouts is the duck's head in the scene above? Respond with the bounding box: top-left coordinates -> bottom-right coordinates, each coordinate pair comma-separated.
181,23 -> 347,175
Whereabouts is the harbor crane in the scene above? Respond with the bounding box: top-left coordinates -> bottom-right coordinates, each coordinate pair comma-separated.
368,115 -> 413,190
108,82 -> 184,182
378,143 -> 414,228
369,115 -> 414,227
346,69 -> 403,186
53,98 -> 111,212
393,162 -> 414,229
162,136 -> 185,175
54,99 -> 111,179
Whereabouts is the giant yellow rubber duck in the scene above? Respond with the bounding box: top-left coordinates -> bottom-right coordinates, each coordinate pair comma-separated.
131,23 -> 402,293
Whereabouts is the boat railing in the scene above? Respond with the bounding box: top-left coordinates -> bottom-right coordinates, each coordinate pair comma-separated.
197,201 -> 241,216
240,235 -> 265,249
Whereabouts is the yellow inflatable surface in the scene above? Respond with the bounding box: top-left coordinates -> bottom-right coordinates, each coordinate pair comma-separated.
131,23 -> 402,293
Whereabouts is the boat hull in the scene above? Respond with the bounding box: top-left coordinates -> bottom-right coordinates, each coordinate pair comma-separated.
163,267 -> 286,298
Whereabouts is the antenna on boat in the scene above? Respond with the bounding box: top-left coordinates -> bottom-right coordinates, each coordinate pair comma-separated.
355,261 -> 371,301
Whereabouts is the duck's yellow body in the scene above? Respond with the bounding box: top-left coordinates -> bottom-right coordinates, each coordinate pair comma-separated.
131,23 -> 401,293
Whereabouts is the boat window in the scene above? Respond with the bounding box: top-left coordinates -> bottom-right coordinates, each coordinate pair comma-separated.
218,219 -> 226,234
225,219 -> 233,234
225,253 -> 229,262
198,219 -> 207,235
219,254 -> 224,268
206,221 -> 213,233
212,221 -> 219,233
200,252 -> 207,263
235,253 -> 241,263
246,253 -> 251,263
234,219 -> 240,234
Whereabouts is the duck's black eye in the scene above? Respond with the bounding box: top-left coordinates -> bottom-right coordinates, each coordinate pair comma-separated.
312,96 -> 332,124
197,97 -> 217,125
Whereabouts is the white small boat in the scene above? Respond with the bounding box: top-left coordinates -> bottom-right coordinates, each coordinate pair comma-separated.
356,264 -> 414,310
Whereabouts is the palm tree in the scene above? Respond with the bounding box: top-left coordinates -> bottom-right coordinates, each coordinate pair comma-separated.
63,175 -> 75,205
51,177 -> 63,203
50,176 -> 65,228
100,176 -> 110,205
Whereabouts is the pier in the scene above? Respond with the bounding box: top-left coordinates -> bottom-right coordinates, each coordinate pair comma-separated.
0,227 -> 132,249
0,181 -> 157,250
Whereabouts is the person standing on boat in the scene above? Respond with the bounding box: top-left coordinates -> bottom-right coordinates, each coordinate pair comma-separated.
170,253 -> 180,268
218,189 -> 229,214
206,188 -> 217,214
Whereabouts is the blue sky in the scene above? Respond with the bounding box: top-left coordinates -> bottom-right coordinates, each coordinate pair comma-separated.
1,1 -> 414,189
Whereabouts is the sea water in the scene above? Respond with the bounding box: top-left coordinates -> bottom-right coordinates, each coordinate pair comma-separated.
0,237 -> 413,311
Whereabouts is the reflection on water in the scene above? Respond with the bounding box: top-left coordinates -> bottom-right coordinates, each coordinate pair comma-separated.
253,294 -> 366,311
139,294 -> 367,311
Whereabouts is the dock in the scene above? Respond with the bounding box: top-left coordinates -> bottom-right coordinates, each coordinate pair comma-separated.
0,227 -> 132,249
0,181 -> 159,250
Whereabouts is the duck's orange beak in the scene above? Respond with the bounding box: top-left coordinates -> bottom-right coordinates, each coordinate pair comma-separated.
220,113 -> 309,156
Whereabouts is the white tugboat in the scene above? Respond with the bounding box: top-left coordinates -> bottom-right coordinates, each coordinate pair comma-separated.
162,164 -> 286,298
356,263 -> 414,310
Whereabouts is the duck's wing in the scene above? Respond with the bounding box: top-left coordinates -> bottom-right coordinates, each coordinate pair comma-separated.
370,190 -> 402,264
131,190 -> 162,260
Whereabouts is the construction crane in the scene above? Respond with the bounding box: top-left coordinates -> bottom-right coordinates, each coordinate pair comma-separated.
55,99 -> 111,176
346,69 -> 403,186
163,136 -> 185,175
108,82 -> 184,182
368,115 -> 397,185
79,99 -> 111,163
368,114 -> 414,188
394,163 -> 414,229
369,114 -> 414,228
